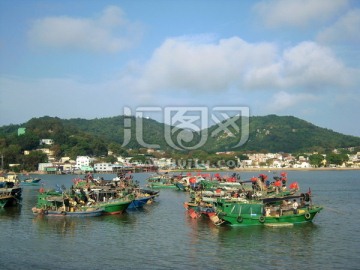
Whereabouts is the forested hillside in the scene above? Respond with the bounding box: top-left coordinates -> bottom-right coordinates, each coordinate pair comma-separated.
0,114 -> 359,168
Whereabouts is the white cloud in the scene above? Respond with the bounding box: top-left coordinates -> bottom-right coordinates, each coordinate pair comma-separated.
266,91 -> 317,112
254,0 -> 348,28
277,41 -> 354,90
132,36 -> 278,93
317,9 -> 360,45
28,5 -> 142,53
128,37 -> 357,95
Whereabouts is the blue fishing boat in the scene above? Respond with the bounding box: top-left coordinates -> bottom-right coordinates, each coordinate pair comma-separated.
128,195 -> 157,209
20,177 -> 41,186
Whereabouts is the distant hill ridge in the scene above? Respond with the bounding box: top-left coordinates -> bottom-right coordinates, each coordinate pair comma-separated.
0,114 -> 359,153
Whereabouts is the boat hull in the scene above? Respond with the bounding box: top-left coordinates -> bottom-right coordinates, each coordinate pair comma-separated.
218,206 -> 323,226
0,187 -> 22,207
128,196 -> 155,209
32,207 -> 104,217
175,183 -> 189,191
99,200 -> 132,215
21,178 -> 41,186
0,195 -> 16,208
149,183 -> 176,189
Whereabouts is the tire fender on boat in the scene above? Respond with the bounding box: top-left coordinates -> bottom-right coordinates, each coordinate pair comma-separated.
259,215 -> 265,223
61,211 -> 67,216
305,212 -> 311,220
237,216 -> 243,223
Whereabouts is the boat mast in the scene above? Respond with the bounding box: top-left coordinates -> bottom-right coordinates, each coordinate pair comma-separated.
0,153 -> 3,171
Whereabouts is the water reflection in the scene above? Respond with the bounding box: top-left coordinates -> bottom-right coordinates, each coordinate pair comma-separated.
0,205 -> 22,219
32,215 -> 99,237
184,211 -> 323,269
98,212 -> 136,225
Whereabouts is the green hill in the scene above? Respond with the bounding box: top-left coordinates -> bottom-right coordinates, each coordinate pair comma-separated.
0,115 -> 359,158
203,114 -> 360,153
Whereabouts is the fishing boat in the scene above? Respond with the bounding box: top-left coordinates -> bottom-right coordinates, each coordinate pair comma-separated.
0,172 -> 20,188
32,207 -> 104,217
89,189 -> 133,215
31,190 -> 104,217
97,198 -> 133,215
127,188 -> 159,209
0,194 -> 16,208
0,181 -> 22,207
175,176 -> 205,191
213,193 -> 322,226
71,173 -> 161,214
146,173 -> 179,189
20,176 -> 41,186
140,188 -> 160,197
184,172 -> 322,227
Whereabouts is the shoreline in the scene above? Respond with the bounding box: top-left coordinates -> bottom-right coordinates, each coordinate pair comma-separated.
158,167 -> 360,173
3,166 -> 359,175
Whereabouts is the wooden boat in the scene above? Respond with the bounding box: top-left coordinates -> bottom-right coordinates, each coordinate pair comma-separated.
97,198 -> 132,215
32,207 -> 104,217
0,186 -> 22,207
128,195 -> 155,209
146,173 -> 179,189
213,194 -> 323,226
0,172 -> 22,207
0,194 -> 16,208
71,173 -> 161,214
128,188 -> 159,209
32,190 -> 104,217
140,188 -> 160,197
20,177 -> 41,186
175,176 -> 205,191
0,173 -> 20,188
184,172 -> 322,227
148,182 -> 177,189
90,189 -> 133,215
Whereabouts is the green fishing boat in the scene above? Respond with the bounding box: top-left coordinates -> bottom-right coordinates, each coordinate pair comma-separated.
146,175 -> 178,189
96,198 -> 132,214
32,191 -> 104,217
213,194 -> 323,226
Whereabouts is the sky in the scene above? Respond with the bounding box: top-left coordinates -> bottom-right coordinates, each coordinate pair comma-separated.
0,0 -> 359,137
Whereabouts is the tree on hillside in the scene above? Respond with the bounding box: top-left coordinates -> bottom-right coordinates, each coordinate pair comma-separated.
13,131 -> 39,151
309,154 -> 325,167
1,144 -> 22,169
327,153 -> 349,166
21,151 -> 48,171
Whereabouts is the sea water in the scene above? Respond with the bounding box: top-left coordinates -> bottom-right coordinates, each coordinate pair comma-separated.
0,170 -> 359,270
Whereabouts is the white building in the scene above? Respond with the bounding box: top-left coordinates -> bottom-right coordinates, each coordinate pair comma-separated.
59,157 -> 71,163
38,162 -> 53,171
293,162 -> 312,168
39,139 -> 54,145
75,156 -> 93,169
94,163 -> 113,172
153,158 -> 174,168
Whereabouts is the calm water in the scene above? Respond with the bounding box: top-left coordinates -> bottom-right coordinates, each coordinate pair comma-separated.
0,170 -> 359,270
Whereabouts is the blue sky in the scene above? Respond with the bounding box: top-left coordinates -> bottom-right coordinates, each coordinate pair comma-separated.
0,0 -> 359,137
